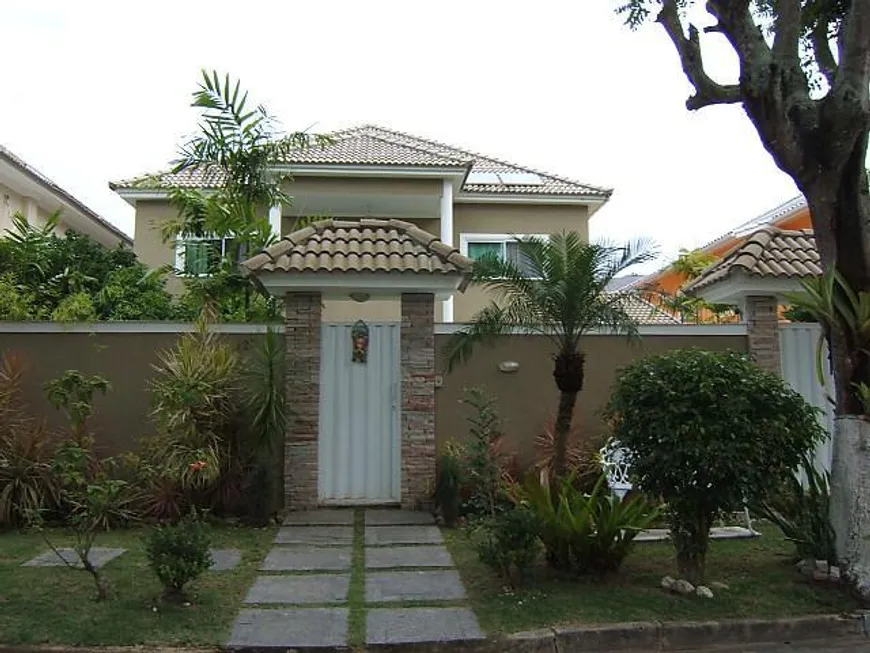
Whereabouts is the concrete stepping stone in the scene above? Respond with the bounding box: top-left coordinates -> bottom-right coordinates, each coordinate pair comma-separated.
245,574 -> 349,604
276,525 -> 353,546
366,570 -> 466,603
365,525 -> 443,545
22,547 -> 125,569
366,607 -> 484,644
282,509 -> 355,526
366,545 -> 453,569
209,549 -> 241,571
261,546 -> 352,572
366,509 -> 434,526
228,607 -> 348,648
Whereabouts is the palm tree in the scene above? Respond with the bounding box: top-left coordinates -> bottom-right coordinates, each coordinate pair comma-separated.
444,231 -> 657,481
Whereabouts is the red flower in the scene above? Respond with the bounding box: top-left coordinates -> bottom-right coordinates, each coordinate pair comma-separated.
189,460 -> 208,471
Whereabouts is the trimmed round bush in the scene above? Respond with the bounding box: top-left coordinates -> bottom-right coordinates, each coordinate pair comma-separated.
606,348 -> 825,583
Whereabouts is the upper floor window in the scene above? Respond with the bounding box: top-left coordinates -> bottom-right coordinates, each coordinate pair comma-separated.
175,236 -> 239,276
460,233 -> 547,278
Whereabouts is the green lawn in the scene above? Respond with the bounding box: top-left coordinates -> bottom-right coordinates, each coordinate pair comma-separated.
445,525 -> 860,636
0,523 -> 275,646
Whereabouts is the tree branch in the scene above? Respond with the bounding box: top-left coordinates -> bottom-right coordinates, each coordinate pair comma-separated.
706,0 -> 774,97
772,0 -> 801,61
834,0 -> 870,102
811,19 -> 838,89
656,0 -> 741,110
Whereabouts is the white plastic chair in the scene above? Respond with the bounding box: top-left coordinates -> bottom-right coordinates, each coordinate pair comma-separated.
598,439 -> 755,533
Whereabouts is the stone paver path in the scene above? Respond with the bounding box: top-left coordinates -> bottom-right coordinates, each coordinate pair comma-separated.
365,524 -> 443,545
261,546 -> 352,572
209,549 -> 241,571
244,574 -> 349,604
22,547 -> 126,569
366,544 -> 454,568
275,525 -> 353,546
366,569 -> 467,602
367,607 -> 484,644
228,608 -> 349,648
227,508 -> 482,650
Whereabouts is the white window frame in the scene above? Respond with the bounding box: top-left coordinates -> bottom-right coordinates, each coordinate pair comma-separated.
459,233 -> 549,278
174,235 -> 235,278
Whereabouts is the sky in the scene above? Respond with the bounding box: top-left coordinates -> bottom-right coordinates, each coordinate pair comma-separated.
0,0 -> 802,272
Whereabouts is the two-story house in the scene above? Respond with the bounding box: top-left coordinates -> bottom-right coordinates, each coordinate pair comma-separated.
1,145 -> 129,247
110,125 -> 612,323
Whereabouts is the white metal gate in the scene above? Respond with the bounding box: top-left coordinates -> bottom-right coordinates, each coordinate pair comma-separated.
318,322 -> 400,503
779,323 -> 835,472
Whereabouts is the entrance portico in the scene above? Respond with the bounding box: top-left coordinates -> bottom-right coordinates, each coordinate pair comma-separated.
242,218 -> 472,509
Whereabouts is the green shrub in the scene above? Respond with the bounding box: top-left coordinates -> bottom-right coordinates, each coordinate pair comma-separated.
514,472 -> 660,574
458,387 -> 511,519
606,348 -> 826,583
146,512 -> 213,601
755,454 -> 837,565
474,508 -> 541,588
51,292 -> 97,322
435,443 -> 463,527
0,353 -> 59,528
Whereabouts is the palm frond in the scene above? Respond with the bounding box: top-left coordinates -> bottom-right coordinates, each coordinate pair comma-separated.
443,304 -> 514,372
446,231 -> 658,368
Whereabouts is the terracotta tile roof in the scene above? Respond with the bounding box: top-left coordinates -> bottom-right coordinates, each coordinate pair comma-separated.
242,218 -> 473,284
111,125 -> 610,198
609,293 -> 681,325
684,226 -> 821,295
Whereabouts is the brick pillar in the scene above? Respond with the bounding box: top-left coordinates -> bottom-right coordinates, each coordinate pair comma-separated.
284,292 -> 321,510
400,293 -> 436,509
746,295 -> 781,374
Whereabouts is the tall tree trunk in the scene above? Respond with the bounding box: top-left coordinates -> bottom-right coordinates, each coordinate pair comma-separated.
802,132 -> 870,598
551,350 -> 585,481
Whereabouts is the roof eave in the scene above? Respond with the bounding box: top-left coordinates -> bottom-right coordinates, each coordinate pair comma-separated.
1,148 -> 131,246
455,192 -> 610,209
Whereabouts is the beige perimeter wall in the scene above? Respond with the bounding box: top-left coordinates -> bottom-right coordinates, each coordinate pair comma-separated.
3,327 -> 745,465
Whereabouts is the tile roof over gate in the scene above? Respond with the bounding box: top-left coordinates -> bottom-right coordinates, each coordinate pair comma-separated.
684,226 -> 821,294
111,125 -> 610,198
242,218 -> 473,283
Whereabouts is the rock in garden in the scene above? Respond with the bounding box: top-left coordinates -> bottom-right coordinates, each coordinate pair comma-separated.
661,576 -> 676,590
815,560 -> 830,574
812,569 -> 830,582
696,585 -> 714,599
830,566 -> 841,582
711,581 -> 729,591
672,579 -> 695,595
796,559 -> 814,576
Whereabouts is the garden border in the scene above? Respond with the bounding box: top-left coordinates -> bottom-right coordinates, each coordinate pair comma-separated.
1,613 -> 866,653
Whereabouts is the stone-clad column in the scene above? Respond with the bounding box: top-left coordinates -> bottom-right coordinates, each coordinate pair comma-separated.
400,293 -> 436,509
746,295 -> 781,374
284,292 -> 321,509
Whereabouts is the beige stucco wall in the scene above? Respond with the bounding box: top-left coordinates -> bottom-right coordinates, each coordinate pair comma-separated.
133,200 -> 184,293
280,176 -> 442,198
1,183 -> 69,235
4,329 -> 746,464
129,188 -> 591,322
435,332 -> 746,466
452,203 -> 589,322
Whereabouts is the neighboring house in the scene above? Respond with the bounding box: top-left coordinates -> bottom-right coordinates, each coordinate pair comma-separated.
110,124 -> 612,322
683,226 -> 820,307
0,145 -> 130,248
643,195 -> 811,297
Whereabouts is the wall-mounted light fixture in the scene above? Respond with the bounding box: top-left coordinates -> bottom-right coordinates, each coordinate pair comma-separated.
498,361 -> 520,374
349,292 -> 371,303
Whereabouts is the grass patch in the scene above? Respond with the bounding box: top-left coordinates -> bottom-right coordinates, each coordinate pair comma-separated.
346,509 -> 366,647
0,522 -> 275,646
445,525 -> 860,636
